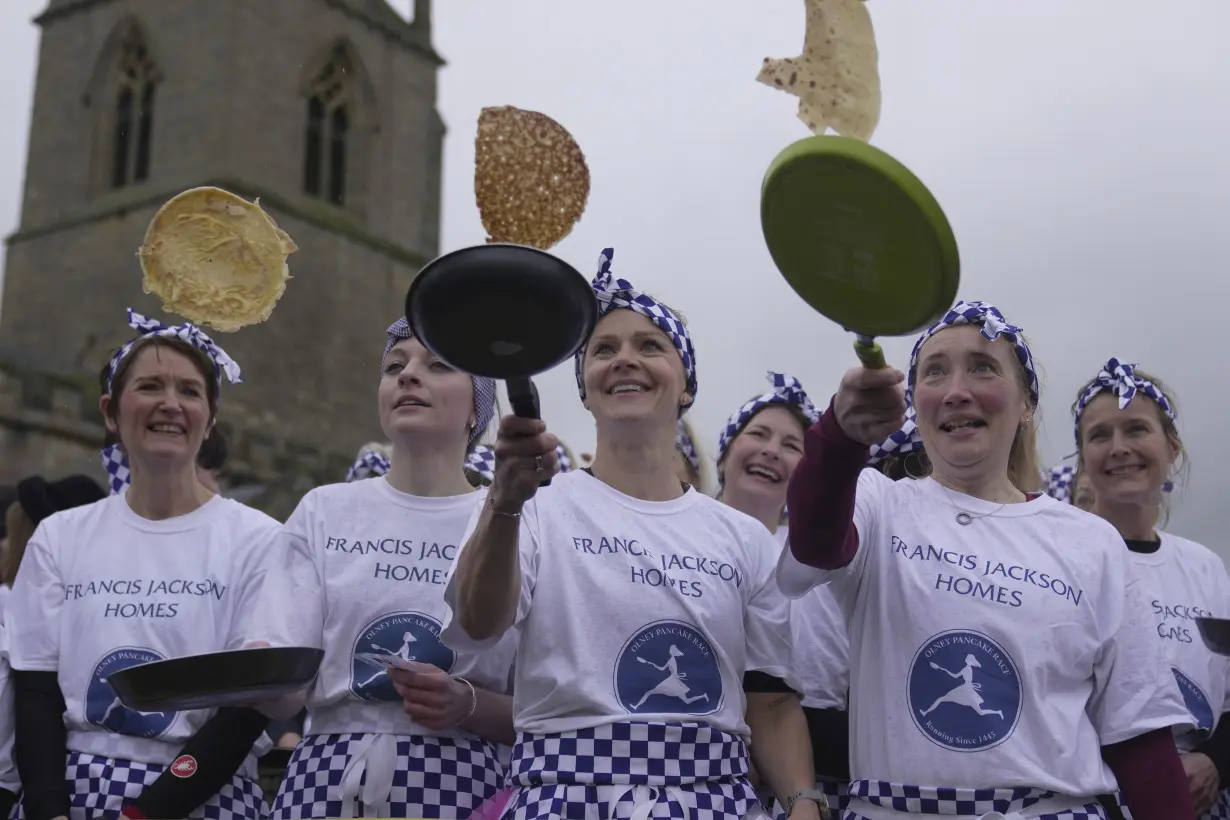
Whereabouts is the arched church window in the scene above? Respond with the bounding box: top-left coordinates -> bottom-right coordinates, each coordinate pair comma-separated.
111,27 -> 158,189
304,45 -> 353,206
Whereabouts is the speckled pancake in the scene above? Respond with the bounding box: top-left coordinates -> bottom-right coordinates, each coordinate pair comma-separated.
138,187 -> 297,332
474,106 -> 590,250
758,0 -> 881,142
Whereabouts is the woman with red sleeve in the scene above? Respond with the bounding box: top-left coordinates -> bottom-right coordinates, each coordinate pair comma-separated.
778,301 -> 1195,820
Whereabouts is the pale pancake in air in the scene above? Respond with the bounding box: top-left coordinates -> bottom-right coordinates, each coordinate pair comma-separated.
475,106 -> 590,250
757,0 -> 881,142
138,187 -> 297,332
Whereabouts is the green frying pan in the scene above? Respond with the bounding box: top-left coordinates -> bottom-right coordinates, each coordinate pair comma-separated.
761,136 -> 960,368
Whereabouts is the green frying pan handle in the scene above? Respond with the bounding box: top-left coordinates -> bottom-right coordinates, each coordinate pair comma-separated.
853,337 -> 886,370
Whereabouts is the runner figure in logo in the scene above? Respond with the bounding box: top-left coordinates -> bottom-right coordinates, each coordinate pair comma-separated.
908,630 -> 1022,752
349,612 -> 454,702
86,648 -> 176,738
614,621 -> 722,715
919,655 -> 1005,719
1172,667 -> 1215,737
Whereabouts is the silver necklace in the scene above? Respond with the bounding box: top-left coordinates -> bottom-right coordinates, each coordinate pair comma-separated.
937,482 -> 1010,526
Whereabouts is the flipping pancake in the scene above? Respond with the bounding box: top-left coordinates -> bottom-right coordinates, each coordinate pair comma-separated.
138,187 -> 297,332
475,106 -> 590,250
758,0 -> 881,142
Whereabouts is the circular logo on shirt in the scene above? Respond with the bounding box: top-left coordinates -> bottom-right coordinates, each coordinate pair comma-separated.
1172,667 -> 1214,736
613,620 -> 722,716
170,755 -> 198,778
907,630 -> 1022,752
86,648 -> 177,738
349,611 -> 455,703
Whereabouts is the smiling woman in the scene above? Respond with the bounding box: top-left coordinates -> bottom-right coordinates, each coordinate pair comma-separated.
6,309 -> 292,820
1073,358 -> 1230,820
780,302 -> 1195,820
443,248 -> 822,820
716,373 -> 852,816
264,317 -> 516,820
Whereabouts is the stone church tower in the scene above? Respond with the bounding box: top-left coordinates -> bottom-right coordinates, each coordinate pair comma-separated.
0,0 -> 442,517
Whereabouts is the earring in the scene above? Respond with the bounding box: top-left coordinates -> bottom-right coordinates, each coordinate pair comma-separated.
680,393 -> 693,406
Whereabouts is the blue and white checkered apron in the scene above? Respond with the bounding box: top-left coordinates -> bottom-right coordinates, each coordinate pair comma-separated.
1201,789 -> 1230,820
768,780 -> 848,819
842,781 -> 1108,820
269,732 -> 503,819
504,721 -> 768,819
11,750 -> 263,820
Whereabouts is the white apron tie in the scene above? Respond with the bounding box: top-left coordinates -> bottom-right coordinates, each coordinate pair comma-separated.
338,733 -> 398,818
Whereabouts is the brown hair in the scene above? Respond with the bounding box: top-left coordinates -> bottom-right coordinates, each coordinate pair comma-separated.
1071,368 -> 1188,520
2,502 -> 34,586
907,333 -> 1044,494
715,404 -> 812,523
104,337 -> 220,431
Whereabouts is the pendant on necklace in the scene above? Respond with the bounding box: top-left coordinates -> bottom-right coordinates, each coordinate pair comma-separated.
955,512 -> 973,526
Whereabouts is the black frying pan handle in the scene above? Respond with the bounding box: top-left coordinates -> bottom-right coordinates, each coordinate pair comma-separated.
505,377 -> 551,487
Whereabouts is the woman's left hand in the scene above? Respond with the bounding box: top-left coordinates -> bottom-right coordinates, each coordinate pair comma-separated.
389,662 -> 474,731
238,641 -> 307,719
1182,752 -> 1220,815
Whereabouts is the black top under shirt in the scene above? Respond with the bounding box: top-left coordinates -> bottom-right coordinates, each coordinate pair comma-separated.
1122,536 -> 1230,782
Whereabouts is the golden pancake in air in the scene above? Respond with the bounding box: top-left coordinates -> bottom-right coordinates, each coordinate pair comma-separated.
475,106 -> 590,250
758,0 -> 881,142
138,187 -> 297,332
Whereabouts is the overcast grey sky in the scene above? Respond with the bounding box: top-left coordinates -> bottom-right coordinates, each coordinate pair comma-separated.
2,1 -> 1229,555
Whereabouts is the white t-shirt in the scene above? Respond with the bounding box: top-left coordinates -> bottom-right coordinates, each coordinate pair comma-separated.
442,470 -> 795,738
276,478 -> 516,737
7,494 -> 285,772
777,527 -> 848,711
1128,531 -> 1230,753
0,590 -> 19,793
777,470 -> 1191,796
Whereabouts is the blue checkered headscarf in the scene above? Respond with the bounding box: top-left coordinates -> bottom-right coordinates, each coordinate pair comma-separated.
100,309 -> 243,495
1044,464 -> 1077,503
574,248 -> 697,415
1072,357 -> 1176,445
676,420 -> 701,475
104,309 -> 243,395
1070,357 -> 1177,497
716,372 -> 819,477
868,301 -> 1038,466
346,445 -> 392,482
464,443 -> 572,484
384,317 -> 496,446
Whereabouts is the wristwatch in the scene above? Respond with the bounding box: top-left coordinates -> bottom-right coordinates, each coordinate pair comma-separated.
784,788 -> 831,818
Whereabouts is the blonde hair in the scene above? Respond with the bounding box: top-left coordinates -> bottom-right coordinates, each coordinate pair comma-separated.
2,502 -> 35,586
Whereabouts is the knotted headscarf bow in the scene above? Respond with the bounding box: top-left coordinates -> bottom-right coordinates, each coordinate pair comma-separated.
100,309 -> 243,494
716,372 -> 819,481
1072,357 -> 1175,444
574,248 -> 698,414
867,301 -> 1037,466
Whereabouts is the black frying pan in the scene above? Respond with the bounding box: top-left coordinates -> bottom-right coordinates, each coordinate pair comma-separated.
405,243 -> 598,485
108,646 -> 323,712
1195,618 -> 1230,656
